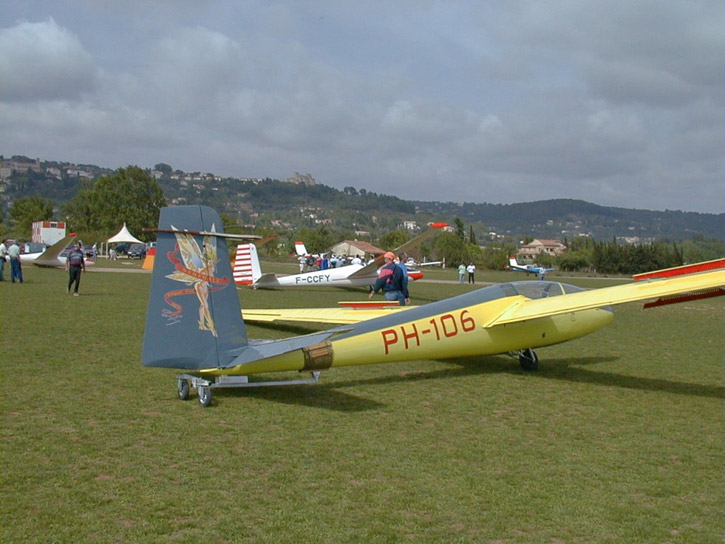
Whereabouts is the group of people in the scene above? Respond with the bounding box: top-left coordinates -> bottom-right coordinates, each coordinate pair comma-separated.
458,262 -> 476,284
0,239 -> 86,295
299,253 -> 365,273
0,240 -> 23,283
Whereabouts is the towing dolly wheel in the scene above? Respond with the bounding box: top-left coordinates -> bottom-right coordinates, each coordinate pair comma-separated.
177,379 -> 190,400
198,386 -> 213,407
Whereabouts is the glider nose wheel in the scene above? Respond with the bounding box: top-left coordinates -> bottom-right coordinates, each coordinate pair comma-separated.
518,348 -> 539,371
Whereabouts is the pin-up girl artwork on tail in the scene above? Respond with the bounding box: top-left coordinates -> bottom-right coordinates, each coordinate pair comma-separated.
162,225 -> 229,337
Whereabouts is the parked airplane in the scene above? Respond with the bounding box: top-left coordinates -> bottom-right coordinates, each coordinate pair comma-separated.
26,234 -> 95,268
141,206 -> 725,406
508,257 -> 554,280
406,258 -> 443,268
232,228 -> 444,288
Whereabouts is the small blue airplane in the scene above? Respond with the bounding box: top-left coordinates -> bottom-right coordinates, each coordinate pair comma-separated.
508,257 -> 555,280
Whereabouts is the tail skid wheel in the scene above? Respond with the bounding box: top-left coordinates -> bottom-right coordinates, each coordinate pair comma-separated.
518,348 -> 539,371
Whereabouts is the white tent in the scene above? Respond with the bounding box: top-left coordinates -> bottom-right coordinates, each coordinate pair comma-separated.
107,223 -> 143,244
104,223 -> 143,257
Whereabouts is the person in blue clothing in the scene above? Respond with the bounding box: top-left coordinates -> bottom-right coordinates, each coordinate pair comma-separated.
66,242 -> 86,296
8,241 -> 23,283
368,252 -> 410,306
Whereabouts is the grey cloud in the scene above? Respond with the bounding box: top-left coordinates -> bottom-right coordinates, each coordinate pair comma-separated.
0,3 -> 721,213
0,18 -> 98,102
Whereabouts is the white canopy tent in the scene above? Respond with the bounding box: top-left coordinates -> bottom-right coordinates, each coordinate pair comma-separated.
107,223 -> 143,244
103,223 -> 144,257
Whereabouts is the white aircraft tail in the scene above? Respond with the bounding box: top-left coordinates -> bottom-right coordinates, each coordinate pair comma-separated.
233,243 -> 262,285
509,257 -> 519,267
294,241 -> 308,256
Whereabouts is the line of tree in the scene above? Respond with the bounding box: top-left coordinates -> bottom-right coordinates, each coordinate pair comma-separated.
62,166 -> 166,242
549,236 -> 722,275
422,218 -> 723,275
2,166 -> 166,243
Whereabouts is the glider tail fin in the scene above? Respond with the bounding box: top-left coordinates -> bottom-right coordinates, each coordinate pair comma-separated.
142,205 -> 249,370
294,241 -> 308,256
33,233 -> 78,267
233,243 -> 262,285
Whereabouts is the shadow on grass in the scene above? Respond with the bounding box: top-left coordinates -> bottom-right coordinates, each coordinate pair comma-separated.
537,358 -> 724,399
215,383 -> 386,412
214,357 -> 513,411
212,353 -> 722,410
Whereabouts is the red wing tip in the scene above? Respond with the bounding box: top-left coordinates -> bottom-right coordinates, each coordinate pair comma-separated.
337,301 -> 400,309
633,259 -> 725,281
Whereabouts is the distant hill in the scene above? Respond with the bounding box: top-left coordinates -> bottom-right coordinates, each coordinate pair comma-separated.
413,199 -> 724,241
1,155 -> 723,241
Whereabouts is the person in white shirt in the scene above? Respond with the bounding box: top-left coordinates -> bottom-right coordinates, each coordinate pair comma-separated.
466,262 -> 476,284
0,240 -> 7,281
8,241 -> 23,283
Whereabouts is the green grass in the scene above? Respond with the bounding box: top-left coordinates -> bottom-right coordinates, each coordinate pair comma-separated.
1,263 -> 723,543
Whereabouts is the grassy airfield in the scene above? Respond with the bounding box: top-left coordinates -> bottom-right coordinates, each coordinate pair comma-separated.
1,261 -> 722,543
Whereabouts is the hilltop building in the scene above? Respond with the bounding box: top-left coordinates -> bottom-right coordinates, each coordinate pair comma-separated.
285,172 -> 316,186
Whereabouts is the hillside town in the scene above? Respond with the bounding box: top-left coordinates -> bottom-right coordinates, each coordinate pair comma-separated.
2,155 -> 722,272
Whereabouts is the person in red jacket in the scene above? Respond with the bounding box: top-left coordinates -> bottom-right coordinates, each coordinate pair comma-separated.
368,252 -> 410,306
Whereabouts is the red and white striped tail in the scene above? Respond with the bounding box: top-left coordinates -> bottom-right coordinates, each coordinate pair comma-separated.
233,243 -> 256,285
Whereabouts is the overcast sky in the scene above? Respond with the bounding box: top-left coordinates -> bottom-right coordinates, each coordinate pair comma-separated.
1,1 -> 723,213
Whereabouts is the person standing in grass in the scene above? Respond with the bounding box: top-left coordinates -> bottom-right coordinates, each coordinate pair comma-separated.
466,262 -> 476,284
0,240 -> 7,281
66,242 -> 86,296
458,263 -> 466,283
8,241 -> 22,283
368,251 -> 410,306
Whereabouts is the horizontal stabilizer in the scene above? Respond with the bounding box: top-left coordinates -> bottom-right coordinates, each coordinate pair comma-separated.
226,331 -> 339,368
253,273 -> 282,288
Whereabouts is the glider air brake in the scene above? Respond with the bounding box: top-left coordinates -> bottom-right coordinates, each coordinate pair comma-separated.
232,227 -> 444,288
142,206 -> 725,406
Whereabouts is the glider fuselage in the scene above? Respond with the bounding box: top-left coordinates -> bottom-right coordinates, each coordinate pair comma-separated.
206,282 -> 614,377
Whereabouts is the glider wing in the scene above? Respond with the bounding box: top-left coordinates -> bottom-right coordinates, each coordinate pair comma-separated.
244,304 -> 412,324
487,270 -> 725,327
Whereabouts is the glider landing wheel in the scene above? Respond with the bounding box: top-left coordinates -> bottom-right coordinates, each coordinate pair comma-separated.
177,379 -> 190,401
198,386 -> 213,407
519,348 -> 539,371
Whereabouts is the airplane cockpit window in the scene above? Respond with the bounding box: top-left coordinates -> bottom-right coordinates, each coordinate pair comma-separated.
504,281 -> 585,300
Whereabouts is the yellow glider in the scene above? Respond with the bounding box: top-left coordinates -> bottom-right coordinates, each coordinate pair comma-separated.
142,205 -> 725,406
